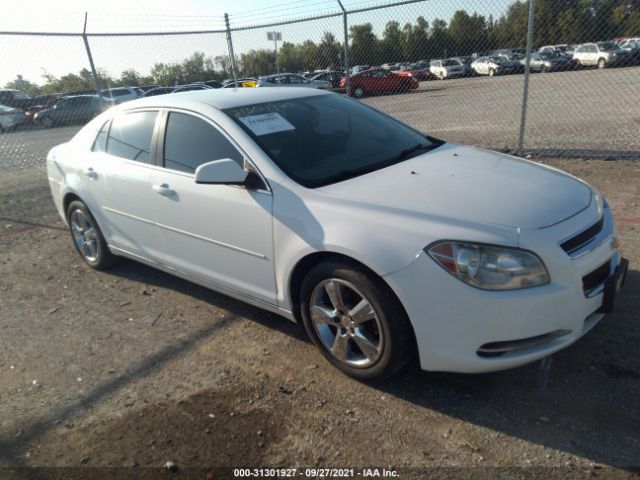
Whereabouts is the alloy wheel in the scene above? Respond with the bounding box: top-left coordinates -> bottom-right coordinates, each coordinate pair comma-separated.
69,208 -> 99,262
309,278 -> 384,368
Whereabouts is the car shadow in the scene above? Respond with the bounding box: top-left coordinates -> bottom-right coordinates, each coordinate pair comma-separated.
102,261 -> 640,471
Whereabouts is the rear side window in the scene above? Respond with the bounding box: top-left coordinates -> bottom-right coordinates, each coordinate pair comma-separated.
163,112 -> 242,174
106,111 -> 157,163
92,120 -> 110,152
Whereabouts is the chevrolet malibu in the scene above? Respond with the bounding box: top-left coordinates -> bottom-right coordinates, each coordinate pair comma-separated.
46,88 -> 628,380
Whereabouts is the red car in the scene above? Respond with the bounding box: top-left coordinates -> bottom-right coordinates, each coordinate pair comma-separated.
339,68 -> 418,98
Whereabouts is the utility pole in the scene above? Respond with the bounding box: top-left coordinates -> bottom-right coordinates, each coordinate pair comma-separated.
267,31 -> 282,73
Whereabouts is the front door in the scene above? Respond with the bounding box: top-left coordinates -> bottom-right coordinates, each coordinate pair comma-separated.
149,110 -> 277,304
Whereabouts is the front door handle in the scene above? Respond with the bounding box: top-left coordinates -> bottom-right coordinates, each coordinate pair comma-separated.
152,183 -> 176,196
85,167 -> 97,179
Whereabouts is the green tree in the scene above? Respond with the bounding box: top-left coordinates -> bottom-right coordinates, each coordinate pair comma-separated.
349,23 -> 379,65
380,21 -> 404,63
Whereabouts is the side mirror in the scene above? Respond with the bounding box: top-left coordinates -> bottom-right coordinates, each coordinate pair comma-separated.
194,158 -> 249,185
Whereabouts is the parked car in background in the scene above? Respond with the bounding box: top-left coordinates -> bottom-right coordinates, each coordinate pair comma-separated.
521,52 -> 574,72
538,44 -> 575,58
450,56 -> 474,76
105,87 -> 141,104
400,63 -> 432,80
142,86 -> 176,97
0,89 -> 34,110
619,39 -> 640,64
310,71 -> 344,89
339,68 -> 418,98
0,104 -> 26,132
494,48 -> 526,57
173,84 -> 212,93
351,65 -> 370,75
46,88 -> 628,380
257,73 -> 331,89
471,56 -> 523,76
573,42 -> 632,68
34,95 -> 114,128
222,78 -> 259,88
429,59 -> 466,79
204,80 -> 224,89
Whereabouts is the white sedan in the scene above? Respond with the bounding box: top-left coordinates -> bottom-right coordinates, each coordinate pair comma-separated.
46,88 -> 628,380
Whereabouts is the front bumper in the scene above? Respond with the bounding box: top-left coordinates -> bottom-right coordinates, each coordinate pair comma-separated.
385,206 -> 624,373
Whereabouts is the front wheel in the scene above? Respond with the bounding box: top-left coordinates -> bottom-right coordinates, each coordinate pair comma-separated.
300,261 -> 415,380
66,200 -> 119,270
489,68 -> 496,77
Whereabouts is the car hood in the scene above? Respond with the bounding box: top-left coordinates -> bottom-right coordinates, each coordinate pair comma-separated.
317,143 -> 592,230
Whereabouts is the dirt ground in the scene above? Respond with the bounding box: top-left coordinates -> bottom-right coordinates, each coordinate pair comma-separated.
0,158 -> 639,480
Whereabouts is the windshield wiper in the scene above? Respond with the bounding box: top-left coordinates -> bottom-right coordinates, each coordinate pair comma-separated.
391,143 -> 436,163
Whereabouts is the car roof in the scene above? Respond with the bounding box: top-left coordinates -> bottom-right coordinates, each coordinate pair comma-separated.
110,86 -> 331,111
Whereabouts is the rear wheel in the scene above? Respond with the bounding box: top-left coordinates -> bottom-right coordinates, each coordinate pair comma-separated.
352,86 -> 365,98
489,68 -> 496,77
598,58 -> 607,69
300,261 -> 415,380
66,200 -> 119,270
540,65 -> 547,73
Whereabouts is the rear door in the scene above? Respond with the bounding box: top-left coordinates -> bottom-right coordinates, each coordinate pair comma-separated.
84,110 -> 165,260
149,110 -> 276,303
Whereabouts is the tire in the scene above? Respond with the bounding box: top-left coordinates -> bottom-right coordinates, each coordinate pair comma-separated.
598,58 -> 607,69
299,260 -> 415,381
352,86 -> 365,99
40,116 -> 54,128
489,68 -> 496,77
66,200 -> 119,270
540,65 -> 547,73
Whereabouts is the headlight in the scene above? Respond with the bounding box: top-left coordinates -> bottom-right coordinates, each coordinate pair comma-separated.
426,241 -> 550,290
34,113 -> 39,119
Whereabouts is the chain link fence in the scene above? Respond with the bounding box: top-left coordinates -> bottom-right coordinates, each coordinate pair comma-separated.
1,0 -> 639,178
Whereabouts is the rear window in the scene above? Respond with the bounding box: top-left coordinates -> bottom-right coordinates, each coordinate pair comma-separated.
106,111 -> 158,163
92,120 -> 110,153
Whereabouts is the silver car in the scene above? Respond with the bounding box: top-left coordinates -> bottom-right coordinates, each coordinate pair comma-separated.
256,73 -> 330,89
429,59 -> 465,79
573,42 -> 632,68
471,56 -> 523,76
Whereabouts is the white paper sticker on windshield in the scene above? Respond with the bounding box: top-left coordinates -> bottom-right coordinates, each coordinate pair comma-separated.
239,112 -> 295,136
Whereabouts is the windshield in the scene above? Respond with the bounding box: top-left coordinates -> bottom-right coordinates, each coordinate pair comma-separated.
442,59 -> 460,66
224,94 -> 443,188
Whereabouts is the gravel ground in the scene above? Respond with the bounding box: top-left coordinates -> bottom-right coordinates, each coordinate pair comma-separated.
0,154 -> 639,480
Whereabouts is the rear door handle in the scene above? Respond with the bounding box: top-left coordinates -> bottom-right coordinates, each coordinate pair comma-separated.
152,183 -> 176,196
85,167 -> 97,179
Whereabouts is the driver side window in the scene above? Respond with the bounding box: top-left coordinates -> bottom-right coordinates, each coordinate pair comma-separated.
163,112 -> 243,174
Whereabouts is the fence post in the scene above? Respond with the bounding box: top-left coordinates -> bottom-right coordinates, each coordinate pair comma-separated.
225,13 -> 239,88
82,12 -> 103,99
517,0 -> 536,156
336,0 -> 350,96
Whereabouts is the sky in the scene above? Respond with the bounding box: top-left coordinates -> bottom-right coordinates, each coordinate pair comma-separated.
0,0 -> 512,87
